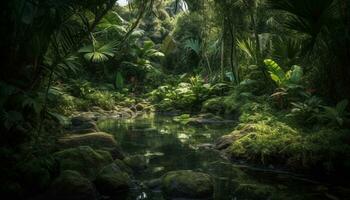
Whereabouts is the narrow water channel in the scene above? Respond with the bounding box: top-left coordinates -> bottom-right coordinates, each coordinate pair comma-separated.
98,114 -> 345,200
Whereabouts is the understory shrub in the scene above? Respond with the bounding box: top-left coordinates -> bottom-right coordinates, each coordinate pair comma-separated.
227,100 -> 350,174
148,76 -> 232,112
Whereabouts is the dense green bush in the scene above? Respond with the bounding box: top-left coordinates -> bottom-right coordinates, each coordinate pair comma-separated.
226,99 -> 350,174
149,75 -> 233,112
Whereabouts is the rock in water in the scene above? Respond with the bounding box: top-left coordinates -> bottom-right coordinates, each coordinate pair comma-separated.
161,170 -> 214,199
58,132 -> 125,159
94,170 -> 131,198
58,132 -> 118,149
71,115 -> 96,126
50,170 -> 96,200
54,146 -> 113,180
123,155 -> 148,171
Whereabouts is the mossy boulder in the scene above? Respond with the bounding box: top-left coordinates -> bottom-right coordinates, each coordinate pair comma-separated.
114,159 -> 133,174
215,125 -> 255,151
187,113 -> 227,125
234,183 -> 274,200
135,102 -> 151,112
94,164 -> 131,198
202,97 -> 226,114
58,132 -> 117,149
117,107 -> 135,118
68,121 -> 100,134
50,170 -> 96,200
57,132 -> 124,159
123,155 -> 148,171
54,146 -> 113,179
161,170 -> 214,199
71,115 -> 96,126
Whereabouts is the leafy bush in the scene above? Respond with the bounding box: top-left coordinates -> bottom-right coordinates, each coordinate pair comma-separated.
287,94 -> 323,125
225,99 -> 350,174
317,99 -> 350,127
264,59 -> 303,89
149,76 -> 229,111
264,59 -> 305,108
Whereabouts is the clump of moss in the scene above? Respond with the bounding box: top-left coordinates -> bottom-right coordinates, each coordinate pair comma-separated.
229,120 -> 301,164
225,100 -> 350,174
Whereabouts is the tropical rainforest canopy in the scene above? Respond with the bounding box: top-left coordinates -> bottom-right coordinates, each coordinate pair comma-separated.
1,0 -> 350,199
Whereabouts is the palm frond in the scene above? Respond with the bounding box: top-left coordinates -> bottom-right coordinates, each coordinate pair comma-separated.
79,41 -> 117,63
184,39 -> 201,55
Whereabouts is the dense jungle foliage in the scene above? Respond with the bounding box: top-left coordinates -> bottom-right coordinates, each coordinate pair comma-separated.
1,0 -> 350,199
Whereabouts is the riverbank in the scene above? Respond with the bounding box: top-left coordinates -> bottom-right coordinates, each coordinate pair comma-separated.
2,85 -> 349,200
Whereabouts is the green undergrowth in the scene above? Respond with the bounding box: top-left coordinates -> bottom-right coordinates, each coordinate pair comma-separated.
49,80 -> 138,115
148,75 -> 233,113
225,97 -> 350,175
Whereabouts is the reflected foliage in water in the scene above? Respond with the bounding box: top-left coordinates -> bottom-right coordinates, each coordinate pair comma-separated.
98,114 -> 347,200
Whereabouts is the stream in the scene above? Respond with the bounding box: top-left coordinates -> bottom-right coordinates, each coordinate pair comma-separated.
98,113 -> 346,200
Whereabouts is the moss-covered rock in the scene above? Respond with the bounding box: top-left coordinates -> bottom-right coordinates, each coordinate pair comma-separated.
234,183 -> 274,200
161,170 -> 214,199
68,121 -> 100,134
114,159 -> 133,174
202,97 -> 226,114
54,146 -> 113,179
58,132 -> 117,149
71,115 -> 96,126
50,170 -> 96,200
187,113 -> 228,125
215,125 -> 254,150
57,132 -> 124,159
94,165 -> 131,198
123,155 -> 148,171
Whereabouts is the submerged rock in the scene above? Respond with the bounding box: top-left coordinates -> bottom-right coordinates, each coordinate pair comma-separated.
123,155 -> 148,171
50,170 -> 96,200
234,183 -> 274,200
54,146 -> 113,180
94,162 -> 132,198
161,170 -> 214,199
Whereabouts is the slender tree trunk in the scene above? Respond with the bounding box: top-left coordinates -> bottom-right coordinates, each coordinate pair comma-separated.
221,34 -> 225,82
251,11 -> 268,81
229,22 -> 240,84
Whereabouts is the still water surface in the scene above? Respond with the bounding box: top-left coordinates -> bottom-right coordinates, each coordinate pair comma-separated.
98,114 -> 347,200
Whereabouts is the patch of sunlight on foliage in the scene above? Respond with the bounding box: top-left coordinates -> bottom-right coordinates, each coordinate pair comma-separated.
173,114 -> 191,124
148,75 -> 232,112
228,100 -> 350,172
230,120 -> 300,164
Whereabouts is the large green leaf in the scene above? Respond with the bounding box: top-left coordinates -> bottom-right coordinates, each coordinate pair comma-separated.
264,59 -> 286,85
289,65 -> 303,83
79,41 -> 117,63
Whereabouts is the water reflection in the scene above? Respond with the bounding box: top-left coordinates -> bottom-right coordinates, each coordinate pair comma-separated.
98,114 -> 346,200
